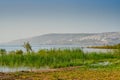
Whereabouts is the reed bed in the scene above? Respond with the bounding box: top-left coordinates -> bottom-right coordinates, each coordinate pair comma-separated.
0,48 -> 120,68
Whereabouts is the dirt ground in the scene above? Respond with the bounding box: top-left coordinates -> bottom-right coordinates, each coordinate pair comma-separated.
0,67 -> 120,80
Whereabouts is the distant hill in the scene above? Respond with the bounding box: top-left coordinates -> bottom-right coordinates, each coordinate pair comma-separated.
3,32 -> 120,46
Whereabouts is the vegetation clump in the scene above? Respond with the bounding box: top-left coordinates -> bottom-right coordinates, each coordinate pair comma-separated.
15,50 -> 23,55
0,47 -> 120,68
87,43 -> 120,49
0,43 -> 120,69
23,42 -> 33,53
0,49 -> 7,55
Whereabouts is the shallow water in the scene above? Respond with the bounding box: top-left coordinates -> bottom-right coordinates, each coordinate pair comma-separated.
0,45 -> 111,53
83,48 -> 112,53
91,61 -> 112,67
0,66 -> 49,72
0,66 -> 30,72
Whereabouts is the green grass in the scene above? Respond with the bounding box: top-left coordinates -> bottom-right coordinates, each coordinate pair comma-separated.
0,48 -> 120,69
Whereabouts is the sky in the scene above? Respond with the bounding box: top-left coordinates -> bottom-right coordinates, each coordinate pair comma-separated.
0,0 -> 120,43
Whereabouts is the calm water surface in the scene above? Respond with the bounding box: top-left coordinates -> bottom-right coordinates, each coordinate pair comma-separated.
0,45 -> 111,52
0,66 -> 49,72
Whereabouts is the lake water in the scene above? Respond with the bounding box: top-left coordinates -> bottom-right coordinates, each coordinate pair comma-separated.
0,45 -> 111,53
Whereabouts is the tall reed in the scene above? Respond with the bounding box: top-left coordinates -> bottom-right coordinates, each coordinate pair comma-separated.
0,48 -> 120,68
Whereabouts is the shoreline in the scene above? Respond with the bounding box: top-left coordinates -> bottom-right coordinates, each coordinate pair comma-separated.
0,66 -> 120,80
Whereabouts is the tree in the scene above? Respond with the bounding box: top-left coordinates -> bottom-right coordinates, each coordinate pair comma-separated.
23,42 -> 32,53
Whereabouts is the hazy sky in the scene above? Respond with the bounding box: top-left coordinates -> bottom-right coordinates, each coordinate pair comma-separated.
0,0 -> 120,43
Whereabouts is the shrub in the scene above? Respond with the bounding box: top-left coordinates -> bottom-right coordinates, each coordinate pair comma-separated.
15,50 -> 23,55
0,49 -> 6,55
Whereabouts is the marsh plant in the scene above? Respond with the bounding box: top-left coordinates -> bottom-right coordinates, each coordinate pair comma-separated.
0,48 -> 120,68
0,43 -> 120,68
0,48 -> 84,68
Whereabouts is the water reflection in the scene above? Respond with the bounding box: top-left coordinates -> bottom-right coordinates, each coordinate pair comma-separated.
83,48 -> 113,53
0,67 -> 30,72
0,66 -> 49,72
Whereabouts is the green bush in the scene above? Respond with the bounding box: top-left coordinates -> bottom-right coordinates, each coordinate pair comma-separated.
0,49 -> 6,55
15,50 -> 23,55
